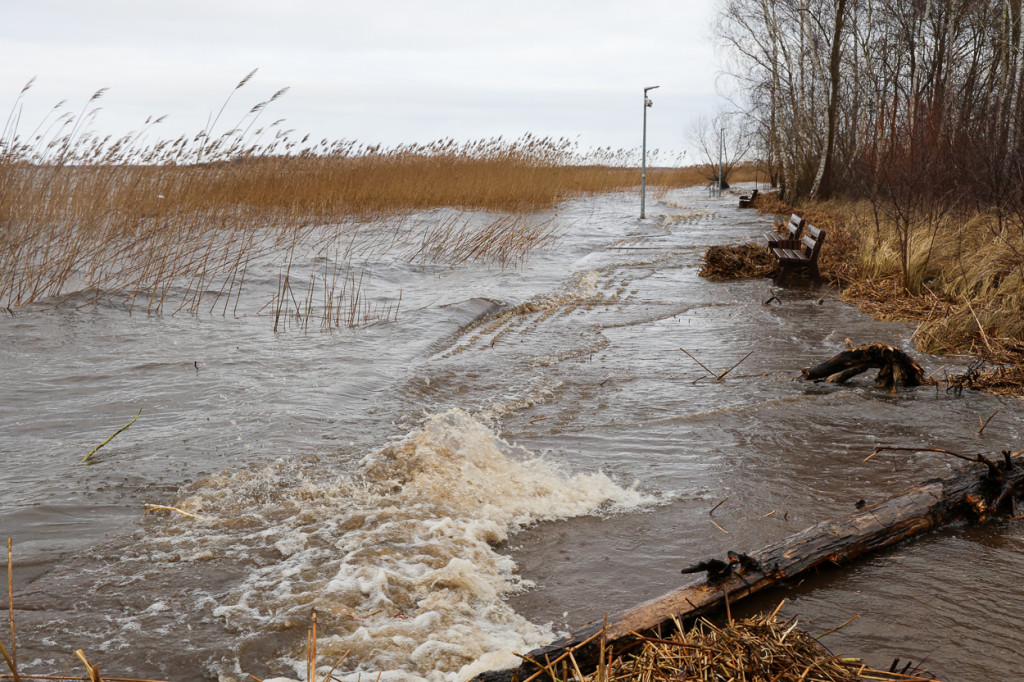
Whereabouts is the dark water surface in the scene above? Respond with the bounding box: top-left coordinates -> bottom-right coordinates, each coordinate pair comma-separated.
2,187 -> 1021,681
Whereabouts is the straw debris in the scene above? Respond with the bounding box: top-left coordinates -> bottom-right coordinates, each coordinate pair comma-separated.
530,612 -> 936,682
699,242 -> 778,280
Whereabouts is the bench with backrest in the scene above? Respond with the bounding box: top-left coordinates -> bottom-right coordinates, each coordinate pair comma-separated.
771,223 -> 826,286
738,188 -> 759,208
763,214 -> 805,250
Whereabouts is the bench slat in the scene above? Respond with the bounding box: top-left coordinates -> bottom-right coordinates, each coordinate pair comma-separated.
764,214 -> 806,249
771,247 -> 808,262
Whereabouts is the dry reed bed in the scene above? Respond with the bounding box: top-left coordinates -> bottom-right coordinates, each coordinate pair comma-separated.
1,99 -> 705,327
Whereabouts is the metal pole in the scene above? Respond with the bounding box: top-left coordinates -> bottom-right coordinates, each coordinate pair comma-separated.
718,127 -> 724,197
641,85 -> 659,219
641,98 -> 647,218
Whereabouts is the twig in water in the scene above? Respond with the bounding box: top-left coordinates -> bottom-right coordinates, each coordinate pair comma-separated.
143,504 -> 209,521
865,446 -> 1006,477
815,285 -> 835,305
319,650 -> 351,682
307,610 -> 317,682
710,520 -> 730,534
813,614 -> 859,640
678,347 -> 718,379
6,540 -> 14,676
82,409 -> 141,463
979,408 -> 1000,435
680,347 -> 753,381
717,351 -> 753,380
709,497 -> 729,515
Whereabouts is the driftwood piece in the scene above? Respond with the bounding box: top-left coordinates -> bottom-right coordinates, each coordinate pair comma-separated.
473,452 -> 1024,682
802,342 -> 926,388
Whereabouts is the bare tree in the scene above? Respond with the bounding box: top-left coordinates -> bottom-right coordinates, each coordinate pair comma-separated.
688,111 -> 753,188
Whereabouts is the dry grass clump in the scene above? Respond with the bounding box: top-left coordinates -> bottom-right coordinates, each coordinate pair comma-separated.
749,189 -> 789,217
839,277 -> 946,323
601,617 -> 935,682
522,612 -> 936,682
699,242 -> 777,279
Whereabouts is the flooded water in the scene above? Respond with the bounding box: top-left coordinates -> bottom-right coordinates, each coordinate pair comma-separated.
2,186 -> 1022,681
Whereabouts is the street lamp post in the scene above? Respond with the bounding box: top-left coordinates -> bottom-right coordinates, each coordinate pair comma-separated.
640,85 -> 659,219
718,127 -> 724,197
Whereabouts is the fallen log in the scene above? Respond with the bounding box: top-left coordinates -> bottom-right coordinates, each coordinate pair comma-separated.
474,450 -> 1024,682
802,341 -> 926,388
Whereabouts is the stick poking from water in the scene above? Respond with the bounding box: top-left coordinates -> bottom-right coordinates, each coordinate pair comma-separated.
979,408 -> 1000,435
679,348 -> 752,381
81,409 -> 141,463
6,540 -> 13,675
74,650 -> 100,682
2,540 -> 17,682
716,351 -> 753,380
678,347 -> 718,379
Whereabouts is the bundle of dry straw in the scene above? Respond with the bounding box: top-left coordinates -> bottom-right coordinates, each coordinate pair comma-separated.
698,242 -> 778,280
537,611 -> 938,682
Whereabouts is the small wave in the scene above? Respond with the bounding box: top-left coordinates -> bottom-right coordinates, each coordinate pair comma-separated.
433,271 -> 610,359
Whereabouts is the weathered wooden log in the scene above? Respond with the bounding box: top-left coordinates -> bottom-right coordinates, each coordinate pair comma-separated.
474,451 -> 1024,682
802,342 -> 926,388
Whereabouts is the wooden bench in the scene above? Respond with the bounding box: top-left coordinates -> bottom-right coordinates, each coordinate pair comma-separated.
771,223 -> 825,286
763,213 -> 804,250
738,188 -> 759,208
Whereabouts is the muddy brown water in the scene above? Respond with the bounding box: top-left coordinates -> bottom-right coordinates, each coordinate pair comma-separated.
1,187 -> 1021,681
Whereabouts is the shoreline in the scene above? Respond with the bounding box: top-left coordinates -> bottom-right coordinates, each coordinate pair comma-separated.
747,190 -> 1024,398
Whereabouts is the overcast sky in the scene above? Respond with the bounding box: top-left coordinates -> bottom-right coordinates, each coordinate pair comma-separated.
1,0 -> 724,161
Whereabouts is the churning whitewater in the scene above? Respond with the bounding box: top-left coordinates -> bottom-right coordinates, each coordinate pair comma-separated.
192,408 -> 652,681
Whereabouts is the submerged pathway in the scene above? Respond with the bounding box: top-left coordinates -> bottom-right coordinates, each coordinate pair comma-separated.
2,186 -> 1022,681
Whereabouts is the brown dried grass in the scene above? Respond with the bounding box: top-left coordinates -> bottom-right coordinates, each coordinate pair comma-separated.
524,611 -> 937,682
752,196 -> 1024,396
699,242 -> 777,280
0,84 -> 705,326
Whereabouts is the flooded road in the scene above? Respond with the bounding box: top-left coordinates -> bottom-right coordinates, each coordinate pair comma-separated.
2,186 -> 1022,680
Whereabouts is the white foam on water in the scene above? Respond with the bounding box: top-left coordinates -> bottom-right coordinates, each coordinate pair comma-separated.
176,408 -> 652,681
